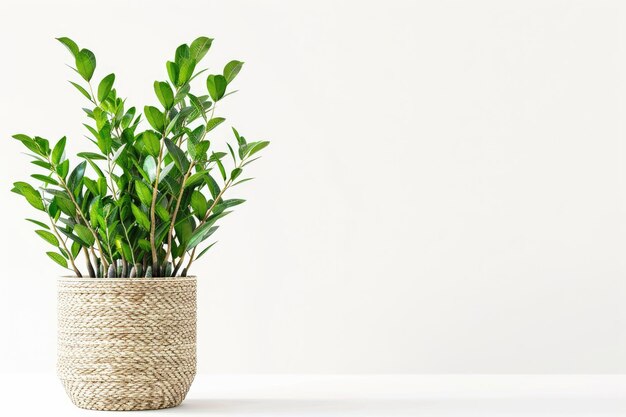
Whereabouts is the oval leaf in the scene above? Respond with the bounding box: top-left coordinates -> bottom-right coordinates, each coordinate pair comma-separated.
154,81 -> 174,109
73,224 -> 95,246
190,37 -> 213,62
36,230 -> 59,246
47,252 -> 68,268
144,106 -> 165,132
51,136 -> 66,165
98,73 -> 115,102
76,49 -> 96,81
206,74 -> 227,101
131,204 -> 151,231
143,155 -> 157,183
56,37 -> 79,58
135,180 -> 153,207
223,60 -> 244,84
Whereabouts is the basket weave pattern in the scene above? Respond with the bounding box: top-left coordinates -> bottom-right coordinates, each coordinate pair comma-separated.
57,277 -> 197,411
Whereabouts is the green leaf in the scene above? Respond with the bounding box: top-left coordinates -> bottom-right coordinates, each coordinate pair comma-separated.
97,73 -> 115,102
174,217 -> 194,247
131,204 -> 151,231
160,162 -> 175,181
36,230 -> 59,246
215,156 -> 226,181
56,160 -> 70,179
75,49 -> 96,81
190,37 -> 213,62
188,93 -> 207,121
190,191 -> 208,218
135,180 -> 153,207
56,37 -> 79,58
166,61 -> 179,85
175,84 -> 191,103
206,117 -> 225,133
31,174 -> 58,185
206,174 -> 220,199
140,131 -> 161,158
47,252 -> 68,268
73,224 -> 95,246
26,218 -> 49,229
88,197 -> 101,227
185,171 -> 208,188
178,58 -> 196,86
209,152 -> 226,162
55,195 -> 76,217
144,106 -> 165,132
227,142 -> 237,164
67,161 -> 87,192
195,241 -> 217,260
121,107 -> 136,129
51,136 -> 66,165
230,167 -> 243,181
189,141 -> 211,162
164,138 -> 190,172
71,241 -> 81,258
155,202 -> 170,222
223,60 -> 244,83
206,74 -> 227,101
34,137 -> 50,156
111,143 -> 127,164
12,134 -> 43,155
97,177 -> 107,195
188,223 -> 218,250
83,124 -> 100,141
154,81 -> 174,109
213,198 -> 245,214
83,177 -> 99,196
143,155 -> 157,183
175,44 -> 190,65
11,182 -> 44,211
58,228 -> 87,247
246,140 -> 270,157
69,81 -> 91,100
187,125 -> 205,144
231,127 -> 245,146
164,112 -> 180,136
31,160 -> 52,170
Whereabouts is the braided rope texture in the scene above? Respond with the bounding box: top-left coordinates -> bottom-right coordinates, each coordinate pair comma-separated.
57,277 -> 197,411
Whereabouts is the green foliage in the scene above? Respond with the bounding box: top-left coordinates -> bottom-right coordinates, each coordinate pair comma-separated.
223,60 -> 244,84
75,49 -> 96,81
98,73 -> 115,102
10,36 -> 269,278
206,75 -> 227,101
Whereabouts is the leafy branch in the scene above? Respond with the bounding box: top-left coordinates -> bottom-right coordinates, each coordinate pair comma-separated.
11,36 -> 269,277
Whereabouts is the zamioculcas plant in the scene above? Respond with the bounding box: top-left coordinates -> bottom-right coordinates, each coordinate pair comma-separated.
11,36 -> 269,278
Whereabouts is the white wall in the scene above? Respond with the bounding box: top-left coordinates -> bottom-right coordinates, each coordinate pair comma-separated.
0,0 -> 624,374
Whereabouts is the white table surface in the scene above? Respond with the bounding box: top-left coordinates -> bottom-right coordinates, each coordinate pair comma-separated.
1,374 -> 624,416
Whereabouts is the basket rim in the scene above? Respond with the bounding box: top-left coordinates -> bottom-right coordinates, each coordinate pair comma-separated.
58,276 -> 197,282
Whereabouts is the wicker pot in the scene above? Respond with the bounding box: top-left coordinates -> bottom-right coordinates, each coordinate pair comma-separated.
57,276 -> 197,411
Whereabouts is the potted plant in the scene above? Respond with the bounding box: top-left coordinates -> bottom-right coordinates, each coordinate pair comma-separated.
10,36 -> 269,411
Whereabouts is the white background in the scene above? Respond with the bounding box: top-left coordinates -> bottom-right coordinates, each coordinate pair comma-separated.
0,0 -> 624,375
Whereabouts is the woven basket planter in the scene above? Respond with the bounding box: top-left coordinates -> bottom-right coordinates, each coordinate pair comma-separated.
57,276 -> 197,411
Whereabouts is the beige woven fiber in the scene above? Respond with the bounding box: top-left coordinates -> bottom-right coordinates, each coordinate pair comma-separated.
57,276 -> 197,411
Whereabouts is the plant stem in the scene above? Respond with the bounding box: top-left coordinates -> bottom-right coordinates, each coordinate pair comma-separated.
49,160 -> 111,272
82,247 -> 96,277
47,212 -> 82,277
172,252 -> 185,276
149,138 -> 165,273
164,164 -> 194,266
106,156 -> 137,267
